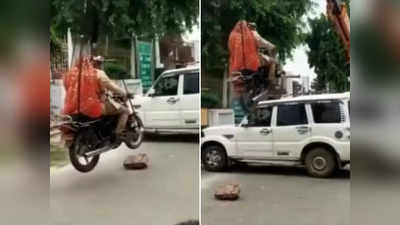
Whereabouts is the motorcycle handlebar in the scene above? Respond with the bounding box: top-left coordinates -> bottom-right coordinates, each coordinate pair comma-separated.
126,93 -> 134,99
109,92 -> 134,100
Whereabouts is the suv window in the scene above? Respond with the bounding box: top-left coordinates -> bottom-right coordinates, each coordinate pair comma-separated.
153,74 -> 179,96
311,101 -> 341,123
277,103 -> 308,126
183,72 -> 199,94
247,107 -> 273,127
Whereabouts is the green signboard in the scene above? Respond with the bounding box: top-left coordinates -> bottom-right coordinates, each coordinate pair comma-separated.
232,99 -> 246,124
137,41 -> 153,92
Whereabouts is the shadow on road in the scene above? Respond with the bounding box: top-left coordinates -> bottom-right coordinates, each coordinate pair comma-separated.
144,133 -> 199,143
214,163 -> 350,179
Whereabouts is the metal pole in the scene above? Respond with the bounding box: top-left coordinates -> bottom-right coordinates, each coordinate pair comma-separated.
130,33 -> 136,78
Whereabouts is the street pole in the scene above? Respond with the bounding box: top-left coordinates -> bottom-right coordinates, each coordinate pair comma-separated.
155,35 -> 163,69
67,28 -> 73,69
105,35 -> 109,57
222,65 -> 228,108
130,33 -> 136,78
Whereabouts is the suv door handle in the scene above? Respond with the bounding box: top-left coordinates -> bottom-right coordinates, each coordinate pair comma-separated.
167,97 -> 179,104
260,128 -> 272,135
296,126 -> 311,134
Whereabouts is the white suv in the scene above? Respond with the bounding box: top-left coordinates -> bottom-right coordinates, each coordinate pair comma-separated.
133,67 -> 200,134
201,93 -> 350,177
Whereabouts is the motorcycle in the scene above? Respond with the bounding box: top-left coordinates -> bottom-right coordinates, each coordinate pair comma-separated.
59,91 -> 144,173
231,68 -> 270,113
230,48 -> 285,112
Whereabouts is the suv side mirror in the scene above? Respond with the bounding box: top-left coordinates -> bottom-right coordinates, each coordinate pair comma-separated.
147,88 -> 155,97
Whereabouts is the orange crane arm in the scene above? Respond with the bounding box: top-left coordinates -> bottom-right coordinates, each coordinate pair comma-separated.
327,0 -> 350,62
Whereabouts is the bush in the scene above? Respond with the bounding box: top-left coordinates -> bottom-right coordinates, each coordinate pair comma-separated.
201,92 -> 220,108
104,62 -> 128,80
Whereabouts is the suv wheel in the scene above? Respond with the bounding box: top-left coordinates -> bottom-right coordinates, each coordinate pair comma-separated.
202,145 -> 227,172
305,148 -> 337,178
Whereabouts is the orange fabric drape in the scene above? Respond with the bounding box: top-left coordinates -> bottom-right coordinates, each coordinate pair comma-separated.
228,21 -> 260,93
228,21 -> 260,74
63,57 -> 102,118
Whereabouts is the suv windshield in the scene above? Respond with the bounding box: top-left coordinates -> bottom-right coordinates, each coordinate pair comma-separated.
152,74 -> 179,96
247,107 -> 273,127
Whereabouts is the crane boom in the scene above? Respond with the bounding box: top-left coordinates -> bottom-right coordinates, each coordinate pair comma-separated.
327,0 -> 350,62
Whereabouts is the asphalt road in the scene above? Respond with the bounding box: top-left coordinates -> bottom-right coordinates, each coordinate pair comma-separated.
202,165 -> 350,225
50,135 -> 199,225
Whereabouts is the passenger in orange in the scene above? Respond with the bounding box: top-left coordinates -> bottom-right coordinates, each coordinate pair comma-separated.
63,56 -> 129,139
228,21 -> 260,93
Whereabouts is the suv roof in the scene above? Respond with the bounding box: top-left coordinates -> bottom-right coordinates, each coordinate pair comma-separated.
162,66 -> 199,75
258,92 -> 350,107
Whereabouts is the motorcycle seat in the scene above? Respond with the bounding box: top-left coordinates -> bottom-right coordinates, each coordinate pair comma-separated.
70,113 -> 118,123
70,114 -> 101,123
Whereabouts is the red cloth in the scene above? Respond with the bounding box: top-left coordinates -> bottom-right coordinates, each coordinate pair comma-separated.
63,57 -> 102,118
228,21 -> 260,74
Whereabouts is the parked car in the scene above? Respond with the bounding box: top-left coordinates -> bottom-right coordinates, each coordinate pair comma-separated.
132,66 -> 200,134
201,93 -> 350,177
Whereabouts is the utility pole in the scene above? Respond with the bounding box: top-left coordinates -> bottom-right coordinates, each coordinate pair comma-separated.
130,33 -> 136,78
155,35 -> 163,69
67,28 -> 73,69
222,65 -> 228,108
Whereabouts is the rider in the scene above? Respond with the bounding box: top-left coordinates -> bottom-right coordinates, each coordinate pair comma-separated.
91,56 -> 130,141
248,22 -> 278,82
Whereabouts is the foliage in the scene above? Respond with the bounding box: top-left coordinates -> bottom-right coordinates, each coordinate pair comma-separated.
104,62 -> 129,80
50,144 -> 68,168
201,92 -> 221,108
50,25 -> 63,53
305,14 -> 349,92
202,0 -> 314,75
51,0 -> 199,41
311,76 -> 327,92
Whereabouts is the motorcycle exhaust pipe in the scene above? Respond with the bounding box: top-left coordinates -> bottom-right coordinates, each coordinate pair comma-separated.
85,145 -> 112,157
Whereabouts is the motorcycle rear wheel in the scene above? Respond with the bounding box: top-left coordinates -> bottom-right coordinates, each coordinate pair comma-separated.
69,134 -> 100,173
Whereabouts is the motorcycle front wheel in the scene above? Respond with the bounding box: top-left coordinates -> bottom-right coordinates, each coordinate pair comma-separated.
124,115 -> 144,149
69,134 -> 100,173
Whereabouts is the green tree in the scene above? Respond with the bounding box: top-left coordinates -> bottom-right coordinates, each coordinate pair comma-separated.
202,0 -> 314,75
305,14 -> 349,92
51,0 -> 199,42
311,76 -> 326,92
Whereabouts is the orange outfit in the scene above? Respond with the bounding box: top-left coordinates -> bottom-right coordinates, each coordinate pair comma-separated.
228,21 -> 260,74
63,57 -> 103,118
228,21 -> 260,93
